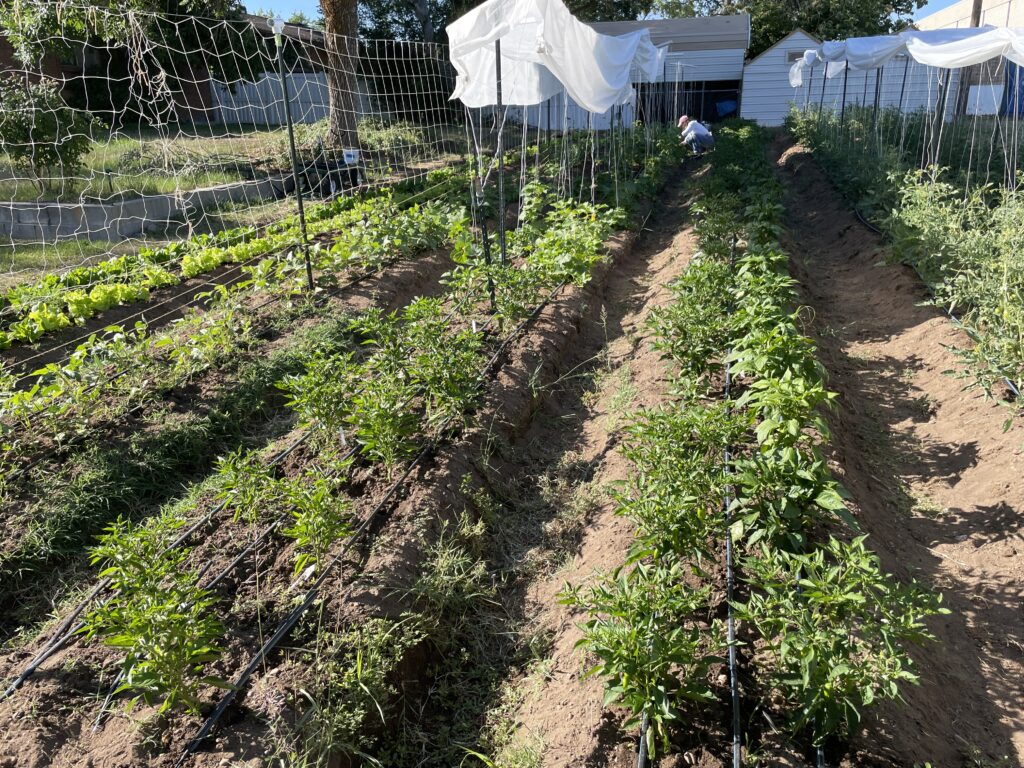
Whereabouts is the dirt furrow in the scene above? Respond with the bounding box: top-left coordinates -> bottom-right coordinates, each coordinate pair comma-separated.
500,176 -> 704,767
774,136 -> 1024,768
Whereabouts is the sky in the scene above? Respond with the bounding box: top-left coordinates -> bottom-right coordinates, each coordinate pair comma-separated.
915,0 -> 960,20
245,0 -> 321,20
245,0 -> 963,24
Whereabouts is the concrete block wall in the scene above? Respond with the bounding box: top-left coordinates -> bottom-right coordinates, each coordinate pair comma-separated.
0,177 -> 287,243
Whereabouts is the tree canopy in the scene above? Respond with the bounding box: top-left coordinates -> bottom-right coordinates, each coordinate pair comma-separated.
651,0 -> 924,57
358,0 -> 648,44
357,0 -> 925,56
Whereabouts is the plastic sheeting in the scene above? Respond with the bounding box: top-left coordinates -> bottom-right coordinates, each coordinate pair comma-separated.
446,0 -> 664,112
789,26 -> 1024,88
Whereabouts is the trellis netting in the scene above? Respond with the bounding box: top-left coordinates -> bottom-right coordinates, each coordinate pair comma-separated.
0,4 -> 460,272
786,26 -> 1024,188
446,0 -> 668,228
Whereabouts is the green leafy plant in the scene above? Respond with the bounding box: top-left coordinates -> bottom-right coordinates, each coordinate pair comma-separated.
0,74 -> 100,187
736,537 -> 948,745
80,517 -> 226,714
561,562 -> 720,756
280,472 -> 352,577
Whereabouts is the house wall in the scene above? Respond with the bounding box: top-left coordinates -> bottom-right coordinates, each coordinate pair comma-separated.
742,31 -> 968,127
797,62 -> 961,119
660,49 -> 745,82
510,46 -> 746,131
741,31 -> 819,125
916,0 -> 1024,29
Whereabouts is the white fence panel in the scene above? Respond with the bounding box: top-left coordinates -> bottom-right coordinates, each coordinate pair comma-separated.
213,73 -> 343,126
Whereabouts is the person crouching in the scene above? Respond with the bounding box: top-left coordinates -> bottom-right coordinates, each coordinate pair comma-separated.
677,115 -> 715,155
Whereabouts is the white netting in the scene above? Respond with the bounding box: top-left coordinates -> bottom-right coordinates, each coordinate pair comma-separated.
0,4 -> 462,274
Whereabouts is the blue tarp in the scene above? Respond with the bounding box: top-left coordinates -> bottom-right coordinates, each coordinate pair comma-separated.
1000,61 -> 1024,117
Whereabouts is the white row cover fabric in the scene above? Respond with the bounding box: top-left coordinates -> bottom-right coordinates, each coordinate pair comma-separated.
446,0 -> 664,112
789,26 -> 1024,88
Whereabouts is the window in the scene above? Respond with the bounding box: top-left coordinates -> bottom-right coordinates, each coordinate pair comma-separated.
787,51 -> 804,63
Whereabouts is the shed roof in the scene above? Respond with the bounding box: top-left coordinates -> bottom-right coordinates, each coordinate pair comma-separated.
588,15 -> 750,52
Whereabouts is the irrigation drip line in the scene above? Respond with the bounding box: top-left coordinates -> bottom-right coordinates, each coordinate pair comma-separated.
636,712 -> 651,768
175,280 -> 567,766
0,422 -> 318,702
724,234 -> 742,768
852,208 -> 1021,401
1,259 -> 511,704
92,293 -> 504,729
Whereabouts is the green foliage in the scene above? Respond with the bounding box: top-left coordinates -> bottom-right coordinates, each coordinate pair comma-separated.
400,297 -> 485,428
788,105 -> 1024,409
618,401 -> 744,562
280,472 -> 352,577
215,448 -> 279,523
80,517 -> 225,713
561,562 -> 719,755
575,120 -> 943,758
0,74 -> 100,185
735,537 -> 947,745
282,619 -> 426,765
647,255 -> 733,386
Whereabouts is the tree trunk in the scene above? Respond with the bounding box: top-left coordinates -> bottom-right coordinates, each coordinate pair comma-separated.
412,0 -> 433,43
320,0 -> 359,149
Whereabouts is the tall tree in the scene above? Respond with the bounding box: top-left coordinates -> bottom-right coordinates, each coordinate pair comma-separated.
358,0 -> 648,44
358,0 -> 473,43
320,0 -> 360,147
564,0 -> 654,21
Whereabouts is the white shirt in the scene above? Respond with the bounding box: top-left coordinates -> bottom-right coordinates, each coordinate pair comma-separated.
681,121 -> 711,141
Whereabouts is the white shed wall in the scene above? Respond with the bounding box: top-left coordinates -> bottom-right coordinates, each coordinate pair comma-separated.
660,49 -> 745,82
214,73 -> 373,126
741,31 -> 819,126
513,46 -> 746,131
743,47 -> 969,127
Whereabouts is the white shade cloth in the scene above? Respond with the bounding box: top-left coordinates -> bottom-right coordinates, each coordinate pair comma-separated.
446,0 -> 664,112
789,26 -> 1024,87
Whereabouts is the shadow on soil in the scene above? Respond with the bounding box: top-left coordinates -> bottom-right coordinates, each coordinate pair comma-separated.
775,133 -> 1021,767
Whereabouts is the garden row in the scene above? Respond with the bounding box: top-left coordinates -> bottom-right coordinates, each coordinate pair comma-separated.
787,107 -> 1023,414
0,195 -> 454,624
0,130 -> 677,640
0,194 -> 454,466
0,129 -> 662,471
9,129 -> 686,734
74,203 -> 610,714
566,120 -> 946,760
0,166 -> 465,347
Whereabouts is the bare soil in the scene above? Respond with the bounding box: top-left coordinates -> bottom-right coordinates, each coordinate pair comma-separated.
774,135 -> 1024,768
0,186 -> 678,766
501,176 -> 727,768
4,140 -> 1021,768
